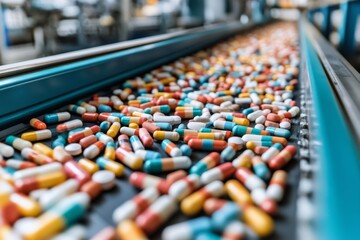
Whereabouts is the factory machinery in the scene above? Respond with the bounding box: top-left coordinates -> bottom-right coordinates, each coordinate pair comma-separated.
0,7 -> 359,240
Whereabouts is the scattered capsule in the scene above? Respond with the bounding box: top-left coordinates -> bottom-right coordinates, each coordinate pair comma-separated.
153,130 -> 180,142
20,129 -> 52,142
261,143 -> 283,162
10,192 -> 42,217
180,144 -> 192,157
181,181 -> 224,216
144,156 -> 191,173
222,221 -> 246,240
162,217 -> 212,240
252,156 -> 271,181
117,220 -> 149,240
118,134 -> 133,152
190,152 -> 221,176
113,187 -> 159,223
138,128 -> 153,148
266,170 -> 287,202
13,162 -> 62,180
136,195 -> 177,234
15,170 -> 66,193
96,132 -> 114,144
130,135 -> 145,152
235,168 -> 266,191
220,144 -> 238,161
251,188 -> 278,215
166,170 -> 187,185
5,159 -> 36,170
92,170 -> 116,190
188,139 -> 227,151
161,139 -> 182,157
78,158 -> 99,175
32,143 -> 53,157
168,174 -> 201,201
104,142 -> 116,160
201,163 -> 235,185
211,201 -> 242,232
44,112 -> 71,124
68,126 -> 100,143
29,118 -> 47,130
265,126 -> 291,138
21,148 -> 55,165
64,160 -> 91,185
83,141 -> 105,159
232,125 -> 269,137
116,147 -> 143,170
56,119 -> 83,133
268,145 -> 297,170
225,179 -> 253,207
107,122 -> 121,138
129,172 -> 169,194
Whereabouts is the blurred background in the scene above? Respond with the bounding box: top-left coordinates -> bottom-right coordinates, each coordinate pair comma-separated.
0,0 -> 359,67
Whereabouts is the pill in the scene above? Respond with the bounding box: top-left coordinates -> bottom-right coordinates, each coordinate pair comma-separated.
44,112 -> 71,124
161,139 -> 182,157
136,195 -> 177,234
68,126 -> 100,143
265,126 -> 291,138
78,158 -> 99,174
266,170 -> 287,202
118,134 -> 133,152
243,205 -> 274,237
90,227 -> 116,240
162,217 -> 212,240
32,143 -> 53,157
190,152 -> 221,176
13,162 -> 62,180
195,231 -> 221,240
211,201 -> 242,232
181,181 -> 224,216
213,120 -> 236,131
113,187 -> 159,223
138,128 -> 153,148
117,220 -> 148,240
107,122 -> 121,138
65,143 -> 82,156
135,149 -> 161,160
268,145 -> 297,169
10,193 -> 42,217
83,141 -> 105,159
252,156 -> 271,181
53,146 -> 73,163
64,160 -> 91,185
251,188 -> 278,215
92,170 -> 116,190
29,118 -> 47,130
96,157 -> 124,177
225,180 -> 252,206
56,120 -> 83,133
188,139 -> 227,151
166,170 -> 187,185
130,135 -> 145,151
235,168 -> 266,191
232,125 -> 269,136
180,144 -> 192,156
142,121 -> 160,134
225,115 -> 250,126
5,159 -> 36,170
129,172 -> 169,194
15,170 -> 66,193
153,130 -> 180,142
5,136 -> 32,151
201,163 -> 235,185
222,221 -> 246,240
21,148 -> 55,165
82,113 -> 99,122
51,224 -> 86,240
116,147 -> 143,170
80,180 -> 102,199
220,144 -> 238,161
168,174 -> 201,201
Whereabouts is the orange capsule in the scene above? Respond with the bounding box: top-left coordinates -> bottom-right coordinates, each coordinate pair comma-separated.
268,145 -> 297,170
29,118 -> 47,130
188,139 -> 227,151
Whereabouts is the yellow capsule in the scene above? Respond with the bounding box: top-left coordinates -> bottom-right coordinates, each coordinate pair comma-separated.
160,77 -> 176,85
225,180 -> 252,206
238,93 -> 250,98
132,112 -> 143,117
78,158 -> 99,174
0,180 -> 13,206
117,220 -> 148,240
21,130 -> 52,142
128,100 -> 141,105
104,146 -> 116,161
10,193 -> 42,217
181,192 -> 205,216
129,123 -> 139,129
38,171 -> 67,188
153,131 -> 179,141
107,122 -> 121,138
33,143 -> 53,157
105,161 -> 124,177
265,94 -> 275,101
243,205 -> 274,237
24,212 -> 64,240
285,85 -> 294,91
246,141 -> 256,150
232,117 -> 250,126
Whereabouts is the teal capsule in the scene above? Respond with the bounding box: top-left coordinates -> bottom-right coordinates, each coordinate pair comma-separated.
211,202 -> 242,232
265,126 -> 291,139
98,104 -> 112,112
100,121 -> 111,132
178,124 -> 186,129
68,128 -> 84,136
135,149 -> 161,160
155,122 -> 172,131
195,232 -> 221,240
109,112 -> 124,119
68,105 -> 85,115
220,145 -> 237,161
143,157 -> 191,173
44,112 -> 71,124
52,136 -> 66,148
252,157 -> 271,181
242,107 -> 259,116
3,167 -> 16,175
180,144 -> 192,157
130,135 -> 144,151
190,152 -> 220,176
120,116 -> 135,126
144,105 -> 170,114
232,125 -> 268,136
162,217 -> 212,240
199,128 -> 212,133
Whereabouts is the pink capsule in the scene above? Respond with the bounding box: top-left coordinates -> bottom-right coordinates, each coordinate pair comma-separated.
138,128 -> 153,148
64,160 -> 91,186
129,172 -> 169,194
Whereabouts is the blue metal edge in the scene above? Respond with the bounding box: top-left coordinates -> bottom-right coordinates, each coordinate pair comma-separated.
301,17 -> 360,240
0,22 -> 260,128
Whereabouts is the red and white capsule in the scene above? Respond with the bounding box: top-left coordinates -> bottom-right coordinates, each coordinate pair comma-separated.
200,163 -> 235,185
168,174 -> 201,201
235,168 -> 266,191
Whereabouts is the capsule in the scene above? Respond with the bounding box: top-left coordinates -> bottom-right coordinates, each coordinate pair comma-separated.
44,112 -> 71,124
30,118 -> 47,130
201,163 -> 235,185
52,134 -> 67,148
162,217 -> 212,240
64,160 -> 91,185
53,146 -> 73,163
195,232 -> 222,240
142,121 -> 160,134
235,168 -> 266,191
198,128 -> 232,139
116,147 -> 143,170
144,156 -> 191,173
220,144 -> 238,161
180,144 -> 192,157
136,195 -> 177,234
15,170 -> 66,193
266,170 -> 287,202
107,122 -> 121,138
82,112 -> 99,122
96,132 -> 114,144
251,188 -> 278,215
77,100 -> 97,112
68,126 -> 100,143
32,143 -> 53,157
113,188 -> 159,223
83,141 -> 105,159
138,128 -> 153,148
90,227 -> 116,240
13,162 -> 62,180
20,129 -> 52,142
232,125 -> 269,137
104,142 -> 116,160
213,120 -> 236,131
190,152 -> 221,176
175,109 -> 202,119
120,126 -> 139,136
188,139 -> 227,151
246,140 -> 273,150
5,159 -> 36,170
56,120 -> 83,133
129,172 -> 169,194
225,180 -> 252,206
242,134 -> 287,146
211,201 -> 242,232
268,145 -> 297,170
181,181 -> 224,216
168,174 -> 201,201
222,221 -> 246,240
10,192 -> 42,217
225,115 -> 250,126
39,179 -> 78,210
166,170 -> 187,185
23,193 -> 89,240
21,148 -> 55,165
184,132 -> 225,142
252,156 -> 271,181
161,139 -> 182,157
117,220 -> 148,240
78,158 -> 99,175
243,205 -> 274,237
153,131 -> 180,142
98,113 -> 120,123
118,134 -> 133,152
130,135 -> 145,151
96,157 -> 124,177
144,105 -> 170,114
92,170 -> 116,190
174,128 -> 197,138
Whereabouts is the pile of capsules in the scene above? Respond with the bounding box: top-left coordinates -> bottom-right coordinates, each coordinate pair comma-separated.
0,22 -> 300,240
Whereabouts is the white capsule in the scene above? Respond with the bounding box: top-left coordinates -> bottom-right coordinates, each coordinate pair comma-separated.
250,92 -> 261,105
92,170 -> 116,190
13,162 -> 62,180
39,179 -> 79,210
280,121 -> 291,129
169,174 -> 201,201
97,133 -> 114,144
83,144 -> 101,159
187,122 -> 206,131
128,106 -> 144,113
235,98 -> 252,105
223,221 -> 246,240
289,106 -> 300,117
255,115 -> 266,124
245,175 -> 266,190
0,142 -> 14,158
112,188 -> 159,223
120,127 -> 137,136
210,113 -> 222,122
51,225 -> 86,240
247,110 -> 263,121
68,105 -> 86,115
254,124 -> 264,130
